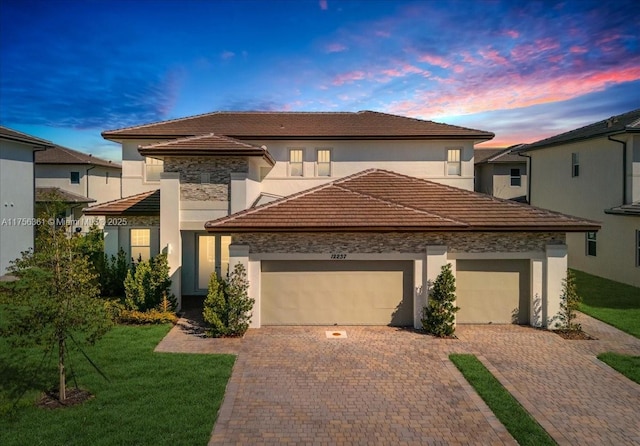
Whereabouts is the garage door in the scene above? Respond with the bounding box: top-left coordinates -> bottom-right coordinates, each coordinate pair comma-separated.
261,260 -> 413,326
456,260 -> 530,324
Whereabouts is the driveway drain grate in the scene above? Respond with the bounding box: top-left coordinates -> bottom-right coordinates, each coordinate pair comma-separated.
325,330 -> 347,339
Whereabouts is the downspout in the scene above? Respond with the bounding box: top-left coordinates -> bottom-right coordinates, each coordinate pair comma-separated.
518,152 -> 532,204
608,135 -> 627,205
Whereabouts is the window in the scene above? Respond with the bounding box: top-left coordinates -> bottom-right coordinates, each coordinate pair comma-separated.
447,149 -> 461,175
289,149 -> 303,176
586,231 -> 597,257
70,171 -> 80,184
130,229 -> 151,262
636,230 -> 640,267
316,149 -> 331,177
510,168 -> 521,186
572,153 -> 579,177
145,157 -> 163,182
197,235 -> 231,289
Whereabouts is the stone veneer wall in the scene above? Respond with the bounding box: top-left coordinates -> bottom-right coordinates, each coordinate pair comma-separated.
163,156 -> 248,202
232,232 -> 566,254
123,215 -> 160,226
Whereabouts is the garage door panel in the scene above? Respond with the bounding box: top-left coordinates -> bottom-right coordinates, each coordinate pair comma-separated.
456,260 -> 529,324
261,261 -> 412,326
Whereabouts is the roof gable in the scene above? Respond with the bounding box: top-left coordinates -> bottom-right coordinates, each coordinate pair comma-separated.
0,126 -> 53,147
35,145 -> 121,168
83,189 -> 159,216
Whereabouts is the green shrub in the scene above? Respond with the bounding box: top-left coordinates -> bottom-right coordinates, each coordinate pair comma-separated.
550,269 -> 582,331
422,263 -> 460,337
101,248 -> 130,297
117,309 -> 178,325
203,263 -> 254,337
103,298 -> 125,322
124,252 -> 175,312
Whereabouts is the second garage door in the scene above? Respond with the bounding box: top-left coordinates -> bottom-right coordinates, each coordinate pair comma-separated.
456,259 -> 530,324
261,260 -> 413,326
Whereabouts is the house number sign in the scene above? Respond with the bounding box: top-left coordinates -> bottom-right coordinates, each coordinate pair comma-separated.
330,253 -> 347,260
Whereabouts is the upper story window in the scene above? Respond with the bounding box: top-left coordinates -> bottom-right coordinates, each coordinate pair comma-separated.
316,149 -> 331,177
289,149 -> 303,177
447,148 -> 461,176
145,157 -> 163,182
571,153 -> 580,177
586,231 -> 597,257
130,228 -> 151,262
510,168 -> 521,186
70,171 -> 80,184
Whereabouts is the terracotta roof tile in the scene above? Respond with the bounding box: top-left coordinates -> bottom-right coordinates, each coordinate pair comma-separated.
103,111 -> 494,141
604,202 -> 640,216
205,169 -> 600,232
0,125 -> 53,147
475,145 -> 525,164
35,145 -> 121,168
36,187 -> 95,204
83,190 -> 159,216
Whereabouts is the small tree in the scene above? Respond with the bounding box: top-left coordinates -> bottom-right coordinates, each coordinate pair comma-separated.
203,263 -> 254,337
102,247 -> 129,297
0,203 -> 112,403
124,252 -> 175,312
553,269 -> 582,331
422,263 -> 460,337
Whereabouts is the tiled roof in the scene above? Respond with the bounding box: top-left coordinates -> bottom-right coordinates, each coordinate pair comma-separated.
138,133 -> 275,165
35,145 -> 121,169
36,187 -> 95,204
475,145 -> 525,164
83,190 -> 159,216
103,111 -> 494,141
604,202 -> 640,216
205,169 -> 600,232
520,108 -> 640,152
0,125 -> 53,147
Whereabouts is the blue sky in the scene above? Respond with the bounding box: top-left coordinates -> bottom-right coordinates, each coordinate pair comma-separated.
1,0 -> 639,161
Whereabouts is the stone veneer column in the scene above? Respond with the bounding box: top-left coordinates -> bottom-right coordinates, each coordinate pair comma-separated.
544,243 -> 568,328
160,172 -> 182,308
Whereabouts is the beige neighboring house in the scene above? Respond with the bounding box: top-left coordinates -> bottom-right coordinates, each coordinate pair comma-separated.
474,145 -> 527,201
35,145 -> 121,224
0,126 -> 53,276
519,108 -> 640,287
85,111 -> 598,328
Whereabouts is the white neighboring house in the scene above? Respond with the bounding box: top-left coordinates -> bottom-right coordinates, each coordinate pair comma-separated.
474,145 -> 527,201
35,145 -> 121,225
0,126 -> 53,276
519,108 -> 640,287
85,111 -> 598,328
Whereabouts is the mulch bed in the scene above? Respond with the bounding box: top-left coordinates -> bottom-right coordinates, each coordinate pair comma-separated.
37,388 -> 94,409
553,329 -> 596,340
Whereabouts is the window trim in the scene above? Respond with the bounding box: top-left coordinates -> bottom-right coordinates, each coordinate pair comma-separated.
130,228 -> 151,262
510,168 -> 521,187
288,148 -> 304,177
586,231 -> 597,257
316,148 -> 332,177
70,171 -> 80,184
571,152 -> 580,177
446,148 -> 462,176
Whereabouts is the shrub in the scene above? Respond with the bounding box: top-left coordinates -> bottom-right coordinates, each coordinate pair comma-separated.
422,263 -> 460,337
203,263 -> 254,337
124,252 -> 175,312
118,309 -> 178,325
102,248 -> 129,297
551,269 -> 582,331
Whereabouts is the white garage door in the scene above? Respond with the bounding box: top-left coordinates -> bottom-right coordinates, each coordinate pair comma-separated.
456,260 -> 530,324
261,260 -> 413,326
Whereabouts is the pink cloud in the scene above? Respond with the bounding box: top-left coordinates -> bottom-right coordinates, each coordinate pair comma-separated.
332,70 -> 367,85
569,46 -> 588,54
505,30 -> 520,39
326,43 -> 347,53
478,48 -> 509,66
417,53 -> 451,69
381,64 -> 425,78
319,0 -> 328,10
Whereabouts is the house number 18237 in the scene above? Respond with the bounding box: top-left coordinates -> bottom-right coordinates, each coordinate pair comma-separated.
330,254 -> 347,260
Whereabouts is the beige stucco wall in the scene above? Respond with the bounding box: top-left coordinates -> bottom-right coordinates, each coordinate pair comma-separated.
36,164 -> 122,205
529,136 -> 640,287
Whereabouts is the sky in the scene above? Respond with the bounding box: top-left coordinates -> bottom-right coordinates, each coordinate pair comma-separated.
1,0 -> 639,162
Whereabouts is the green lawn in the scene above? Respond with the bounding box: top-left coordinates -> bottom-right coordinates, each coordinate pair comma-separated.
449,354 -> 556,446
0,324 -> 235,446
573,269 -> 640,339
598,352 -> 640,385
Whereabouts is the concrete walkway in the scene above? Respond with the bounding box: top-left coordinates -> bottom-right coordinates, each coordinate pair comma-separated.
155,313 -> 640,445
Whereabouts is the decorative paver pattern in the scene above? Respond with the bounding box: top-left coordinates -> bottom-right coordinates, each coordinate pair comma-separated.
156,312 -> 640,445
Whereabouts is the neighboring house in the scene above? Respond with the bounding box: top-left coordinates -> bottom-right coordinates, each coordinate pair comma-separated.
474,145 -> 527,201
35,145 -> 121,222
519,108 -> 640,287
0,126 -> 53,276
85,111 -> 597,328
35,187 -> 96,229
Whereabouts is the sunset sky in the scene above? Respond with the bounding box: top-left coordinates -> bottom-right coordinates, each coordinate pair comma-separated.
1,0 -> 639,161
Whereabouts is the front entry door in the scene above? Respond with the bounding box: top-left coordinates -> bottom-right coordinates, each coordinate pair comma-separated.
197,235 -> 231,290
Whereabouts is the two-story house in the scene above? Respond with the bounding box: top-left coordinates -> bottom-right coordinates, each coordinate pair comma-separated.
0,126 -> 53,276
519,108 -> 640,287
85,111 -> 597,329
474,145 -> 527,201
35,145 -> 121,225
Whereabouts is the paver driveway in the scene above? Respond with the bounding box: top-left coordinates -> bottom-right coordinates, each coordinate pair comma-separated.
157,312 -> 640,445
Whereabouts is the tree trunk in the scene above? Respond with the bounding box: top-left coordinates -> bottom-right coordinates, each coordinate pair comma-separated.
58,336 -> 66,402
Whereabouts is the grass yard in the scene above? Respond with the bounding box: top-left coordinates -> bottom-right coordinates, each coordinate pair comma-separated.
0,324 -> 235,446
573,269 -> 640,339
597,352 -> 640,385
449,354 -> 556,446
